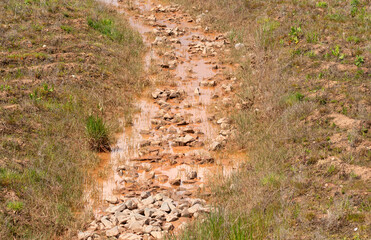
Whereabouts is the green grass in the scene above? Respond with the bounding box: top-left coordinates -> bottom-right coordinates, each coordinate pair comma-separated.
86,115 -> 110,151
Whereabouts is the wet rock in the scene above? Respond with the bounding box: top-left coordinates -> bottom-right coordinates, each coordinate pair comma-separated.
187,170 -> 197,180
174,134 -> 195,146
194,87 -> 200,95
170,178 -> 181,186
209,141 -> 221,151
106,226 -> 120,237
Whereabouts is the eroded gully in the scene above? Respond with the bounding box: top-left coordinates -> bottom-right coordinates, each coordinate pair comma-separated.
79,0 -> 243,239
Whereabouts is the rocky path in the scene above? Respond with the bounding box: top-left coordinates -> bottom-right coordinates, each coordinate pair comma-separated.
79,0 -> 241,239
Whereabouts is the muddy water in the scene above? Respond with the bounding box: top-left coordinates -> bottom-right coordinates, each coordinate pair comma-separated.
84,0 -> 241,238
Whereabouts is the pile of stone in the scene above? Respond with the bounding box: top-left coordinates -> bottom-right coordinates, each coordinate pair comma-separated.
151,5 -> 180,13
78,193 -> 210,240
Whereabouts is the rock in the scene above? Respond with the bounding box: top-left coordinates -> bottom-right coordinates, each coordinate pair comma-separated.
166,214 -> 179,222
151,231 -> 164,239
216,117 -> 231,125
175,134 -> 195,145
106,226 -> 120,237
152,89 -> 162,99
152,210 -> 166,219
188,204 -> 202,214
154,193 -> 164,201
100,216 -> 113,229
128,220 -> 144,233
77,231 -> 93,240
106,202 -> 126,213
209,141 -> 221,151
169,178 -> 181,186
162,222 -> 174,231
181,209 -> 191,218
141,191 -> 151,199
187,170 -> 197,179
235,43 -> 244,50
125,199 -> 138,210
144,208 -> 155,217
118,233 -> 142,240
142,196 -> 155,205
194,87 -> 200,95
105,196 -> 119,204
160,202 -> 171,212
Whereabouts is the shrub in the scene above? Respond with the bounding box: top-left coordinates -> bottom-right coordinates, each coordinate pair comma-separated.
354,55 -> 364,67
86,115 -> 110,151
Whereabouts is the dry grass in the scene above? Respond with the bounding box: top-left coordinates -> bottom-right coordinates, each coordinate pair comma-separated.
0,0 -> 145,239
169,0 -> 370,239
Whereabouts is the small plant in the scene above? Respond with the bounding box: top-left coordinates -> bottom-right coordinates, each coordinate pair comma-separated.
285,92 -> 305,106
289,26 -> 302,44
29,83 -> 54,101
60,25 -> 73,33
350,0 -> 360,17
331,45 -> 345,60
86,115 -> 110,151
346,35 -> 360,44
306,32 -> 319,43
326,165 -> 337,176
7,201 -> 24,212
316,2 -> 328,8
354,55 -> 364,66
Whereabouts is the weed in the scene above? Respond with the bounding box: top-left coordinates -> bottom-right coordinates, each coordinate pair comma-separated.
6,201 -> 24,212
346,35 -> 360,44
60,25 -> 73,33
306,31 -> 319,43
284,92 -> 305,106
316,2 -> 328,8
354,55 -> 364,67
331,45 -> 345,60
289,26 -> 302,44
